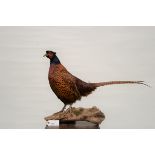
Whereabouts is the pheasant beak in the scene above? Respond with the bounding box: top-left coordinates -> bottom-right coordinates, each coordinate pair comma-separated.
43,53 -> 47,57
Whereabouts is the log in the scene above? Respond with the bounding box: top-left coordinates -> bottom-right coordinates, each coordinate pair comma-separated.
44,106 -> 105,125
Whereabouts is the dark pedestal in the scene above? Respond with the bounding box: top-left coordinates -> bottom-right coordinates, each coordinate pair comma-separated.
45,121 -> 100,129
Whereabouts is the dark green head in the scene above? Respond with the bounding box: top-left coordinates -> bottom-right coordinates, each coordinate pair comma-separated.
43,50 -> 56,59
43,50 -> 60,64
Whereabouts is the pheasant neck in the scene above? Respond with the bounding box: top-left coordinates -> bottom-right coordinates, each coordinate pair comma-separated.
50,55 -> 60,65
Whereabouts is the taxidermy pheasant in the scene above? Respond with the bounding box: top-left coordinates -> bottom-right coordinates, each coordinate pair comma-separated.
44,50 -> 148,112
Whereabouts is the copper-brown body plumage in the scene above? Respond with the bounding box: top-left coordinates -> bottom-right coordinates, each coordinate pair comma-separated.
44,51 -> 148,112
48,64 -> 81,104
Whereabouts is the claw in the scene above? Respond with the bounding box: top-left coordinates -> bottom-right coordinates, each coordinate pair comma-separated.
65,104 -> 73,114
69,106 -> 73,113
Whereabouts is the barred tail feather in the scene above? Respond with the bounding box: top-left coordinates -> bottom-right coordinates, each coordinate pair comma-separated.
95,81 -> 150,87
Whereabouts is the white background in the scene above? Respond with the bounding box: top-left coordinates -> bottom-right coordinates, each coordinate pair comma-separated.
0,26 -> 154,129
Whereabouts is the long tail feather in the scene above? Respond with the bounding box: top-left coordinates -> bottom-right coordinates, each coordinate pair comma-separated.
95,81 -> 150,87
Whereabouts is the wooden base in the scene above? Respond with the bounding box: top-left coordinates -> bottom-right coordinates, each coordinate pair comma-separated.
45,120 -> 100,129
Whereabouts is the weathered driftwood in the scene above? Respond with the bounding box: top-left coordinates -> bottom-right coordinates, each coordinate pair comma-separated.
44,106 -> 105,125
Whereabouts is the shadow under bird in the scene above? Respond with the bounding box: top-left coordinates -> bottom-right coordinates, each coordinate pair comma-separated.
44,50 -> 148,112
